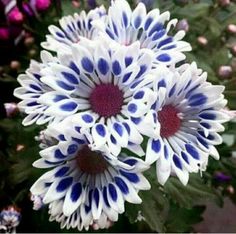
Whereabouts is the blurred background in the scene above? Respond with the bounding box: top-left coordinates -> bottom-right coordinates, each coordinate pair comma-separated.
0,0 -> 236,232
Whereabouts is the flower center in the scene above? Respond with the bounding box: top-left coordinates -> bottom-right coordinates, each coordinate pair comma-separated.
76,146 -> 108,174
89,84 -> 124,118
158,105 -> 181,138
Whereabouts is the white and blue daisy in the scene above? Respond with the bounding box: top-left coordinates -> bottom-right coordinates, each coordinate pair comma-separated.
30,121 -> 150,231
14,41 -> 158,156
41,6 -> 106,52
138,62 -> 230,185
94,0 -> 191,65
0,206 -> 21,232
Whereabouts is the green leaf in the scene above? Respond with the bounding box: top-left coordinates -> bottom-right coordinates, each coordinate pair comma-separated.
163,174 -> 222,208
125,183 -> 169,232
165,204 -> 205,232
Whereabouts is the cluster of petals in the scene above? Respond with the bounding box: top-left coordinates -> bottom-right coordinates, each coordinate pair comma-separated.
14,0 -> 230,231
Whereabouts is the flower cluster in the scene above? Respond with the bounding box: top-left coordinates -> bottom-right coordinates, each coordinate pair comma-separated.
14,0 -> 230,231
0,206 -> 21,233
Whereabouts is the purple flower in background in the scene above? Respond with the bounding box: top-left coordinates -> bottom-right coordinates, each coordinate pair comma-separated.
214,171 -> 232,182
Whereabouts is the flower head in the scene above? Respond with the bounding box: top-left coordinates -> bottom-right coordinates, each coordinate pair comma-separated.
14,41 -> 157,156
41,6 -> 106,52
0,206 -> 21,229
31,121 -> 150,231
141,62 -> 230,185
94,0 -> 191,65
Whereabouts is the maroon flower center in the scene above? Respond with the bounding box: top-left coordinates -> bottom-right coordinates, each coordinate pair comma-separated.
89,84 -> 124,118
76,146 -> 108,174
158,105 -> 181,138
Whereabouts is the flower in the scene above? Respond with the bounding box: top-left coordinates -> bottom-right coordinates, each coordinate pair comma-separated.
0,206 -> 21,231
93,0 -> 191,65
41,6 -> 106,52
30,121 -> 150,231
141,62 -> 230,185
14,41 -> 158,156
30,194 -> 44,210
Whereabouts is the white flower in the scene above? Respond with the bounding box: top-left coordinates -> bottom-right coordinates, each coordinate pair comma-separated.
41,6 -> 106,52
0,206 -> 21,229
138,62 -> 229,185
30,122 -> 150,231
93,0 -> 191,65
14,41 -> 157,156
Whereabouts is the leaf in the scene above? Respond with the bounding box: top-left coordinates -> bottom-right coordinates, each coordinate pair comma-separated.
165,203 -> 205,232
163,174 -> 222,208
125,181 -> 169,232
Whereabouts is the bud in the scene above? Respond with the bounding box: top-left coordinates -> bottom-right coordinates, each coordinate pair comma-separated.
218,0 -> 231,6
0,27 -> 10,40
87,0 -> 97,9
197,36 -> 208,46
213,171 -> 232,182
72,0 -> 80,8
227,24 -> 236,34
226,185 -> 234,194
230,44 -> 236,56
29,49 -> 37,57
217,65 -> 233,79
35,0 -> 51,11
4,102 -> 18,117
176,19 -> 189,32
7,7 -> 24,24
16,144 -> 25,152
24,36 -> 35,47
10,60 -> 21,70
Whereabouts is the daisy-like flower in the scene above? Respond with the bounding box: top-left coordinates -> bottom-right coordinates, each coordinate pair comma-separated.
30,121 -> 150,231
94,0 -> 191,65
0,206 -> 21,232
135,62 -> 229,185
14,41 -> 158,156
41,6 -> 106,52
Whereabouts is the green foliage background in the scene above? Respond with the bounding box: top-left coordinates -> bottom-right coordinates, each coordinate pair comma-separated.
0,0 -> 236,232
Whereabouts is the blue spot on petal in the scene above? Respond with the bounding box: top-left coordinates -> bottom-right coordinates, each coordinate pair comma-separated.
199,113 -> 216,120
151,139 -> 161,153
53,95 -> 67,102
93,188 -> 100,207
114,177 -> 129,194
56,177 -> 73,192
110,135 -> 117,144
67,144 -> 78,154
164,145 -> 168,159
134,16 -> 141,28
103,187 -> 110,207
69,62 -> 80,75
152,29 -> 166,41
136,65 -> 147,79
82,114 -> 93,123
125,57 -> 133,67
122,12 -> 128,27
158,79 -> 166,88
124,159 -> 137,166
57,81 -> 74,91
173,154 -> 182,170
61,72 -> 79,85
131,117 -> 141,125
148,23 -> 163,37
123,122 -> 130,134
123,72 -> 132,83
81,57 -> 94,73
95,124 -> 106,137
144,17 -> 153,30
128,103 -> 137,113
157,37 -> 173,49
112,61 -> 121,75
185,144 -> 199,160
113,123 -> 123,136
55,149 -> 65,159
120,170 -> 139,183
60,102 -> 77,112
189,93 -> 207,106
134,91 -> 144,99
157,53 -> 171,62
181,152 -> 189,164
169,84 -> 176,97
30,84 -> 41,91
70,183 -> 82,202
98,58 -> 109,75
55,167 -> 69,177
108,184 -> 117,201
